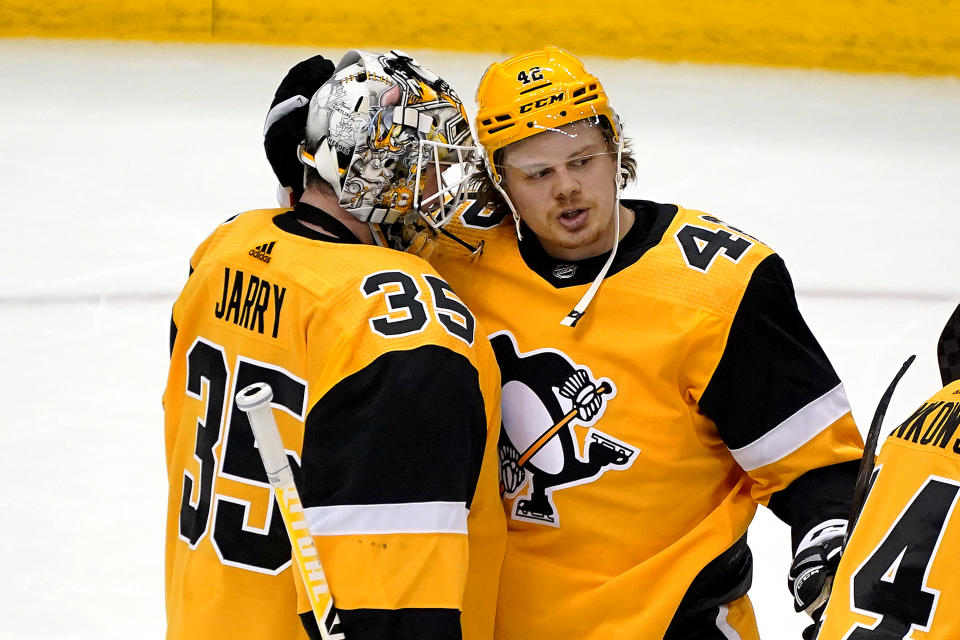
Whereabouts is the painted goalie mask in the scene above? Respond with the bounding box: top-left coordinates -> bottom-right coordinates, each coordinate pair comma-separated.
298,50 -> 477,249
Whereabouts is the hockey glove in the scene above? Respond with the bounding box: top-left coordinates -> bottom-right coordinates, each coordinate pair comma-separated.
788,518 -> 847,639
264,54 -> 335,206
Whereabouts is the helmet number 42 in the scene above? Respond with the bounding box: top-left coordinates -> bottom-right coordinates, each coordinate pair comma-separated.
517,67 -> 544,85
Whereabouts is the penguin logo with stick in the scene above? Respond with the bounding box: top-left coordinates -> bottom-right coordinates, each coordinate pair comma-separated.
492,332 -> 638,526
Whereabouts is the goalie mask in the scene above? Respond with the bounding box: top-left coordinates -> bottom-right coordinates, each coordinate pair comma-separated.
298,50 -> 476,250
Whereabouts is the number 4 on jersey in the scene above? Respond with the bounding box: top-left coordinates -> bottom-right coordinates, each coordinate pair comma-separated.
846,476 -> 960,638
675,221 -> 754,272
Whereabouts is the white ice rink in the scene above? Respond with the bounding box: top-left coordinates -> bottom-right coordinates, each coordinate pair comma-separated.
1,38 -> 958,639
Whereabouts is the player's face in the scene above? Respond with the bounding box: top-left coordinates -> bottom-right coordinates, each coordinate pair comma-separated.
501,120 -> 621,261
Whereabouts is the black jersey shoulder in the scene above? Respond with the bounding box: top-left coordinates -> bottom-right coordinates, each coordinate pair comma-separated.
699,253 -> 842,450
299,344 -> 488,510
515,199 -> 678,289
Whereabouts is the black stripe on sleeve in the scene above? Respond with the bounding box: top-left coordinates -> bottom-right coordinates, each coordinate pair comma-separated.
767,459 -> 859,551
169,315 -> 178,357
300,612 -> 323,640
338,608 -> 460,640
300,345 -> 487,509
699,254 -> 842,450
300,608 -> 461,640
664,534 -> 753,638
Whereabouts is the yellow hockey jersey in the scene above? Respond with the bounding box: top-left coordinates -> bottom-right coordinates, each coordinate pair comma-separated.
817,380 -> 960,640
163,204 -> 505,640
431,199 -> 864,639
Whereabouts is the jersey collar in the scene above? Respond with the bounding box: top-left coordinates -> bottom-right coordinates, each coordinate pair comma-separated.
516,199 -> 677,289
273,201 -> 364,244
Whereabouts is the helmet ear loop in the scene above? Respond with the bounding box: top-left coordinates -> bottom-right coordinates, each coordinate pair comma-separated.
496,177 -> 523,242
489,166 -> 523,241
614,138 -> 624,233
614,136 -> 625,201
612,136 -> 625,251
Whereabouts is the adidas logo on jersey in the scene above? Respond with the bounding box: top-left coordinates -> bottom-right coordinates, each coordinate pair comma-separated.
249,241 -> 275,263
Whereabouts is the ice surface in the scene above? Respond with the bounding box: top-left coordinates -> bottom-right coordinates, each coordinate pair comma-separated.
1,38 -> 958,639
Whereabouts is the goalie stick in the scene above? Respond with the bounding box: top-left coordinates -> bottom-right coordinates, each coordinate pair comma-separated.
235,382 -> 345,640
937,302 -> 960,386
844,354 -> 916,548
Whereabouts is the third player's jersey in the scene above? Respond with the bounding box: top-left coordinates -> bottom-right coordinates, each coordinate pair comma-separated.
164,206 -> 505,640
817,380 -> 960,640
431,199 -> 864,639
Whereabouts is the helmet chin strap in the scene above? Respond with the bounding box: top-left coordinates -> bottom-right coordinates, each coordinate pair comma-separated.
560,139 -> 624,328
491,171 -> 524,241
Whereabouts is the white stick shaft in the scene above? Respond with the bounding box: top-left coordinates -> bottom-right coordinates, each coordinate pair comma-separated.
235,382 -> 344,640
247,403 -> 295,486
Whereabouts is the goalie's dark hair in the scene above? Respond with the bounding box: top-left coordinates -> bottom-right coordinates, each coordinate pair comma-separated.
304,165 -> 337,196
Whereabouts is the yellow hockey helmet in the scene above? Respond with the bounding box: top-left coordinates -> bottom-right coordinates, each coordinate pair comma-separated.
475,46 -> 621,183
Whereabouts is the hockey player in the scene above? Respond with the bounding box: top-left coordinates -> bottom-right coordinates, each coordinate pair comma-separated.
815,304 -> 960,639
430,46 -> 866,639
261,48 -> 866,638
163,50 -> 505,640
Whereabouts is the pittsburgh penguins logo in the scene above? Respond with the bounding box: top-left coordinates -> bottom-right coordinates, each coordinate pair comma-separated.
492,331 -> 638,526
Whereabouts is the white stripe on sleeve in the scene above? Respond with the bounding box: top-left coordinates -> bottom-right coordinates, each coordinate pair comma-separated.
729,383 -> 851,472
715,605 -> 742,640
304,501 -> 468,536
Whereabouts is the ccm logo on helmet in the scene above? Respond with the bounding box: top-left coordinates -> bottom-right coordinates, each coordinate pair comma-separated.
519,92 -> 564,114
